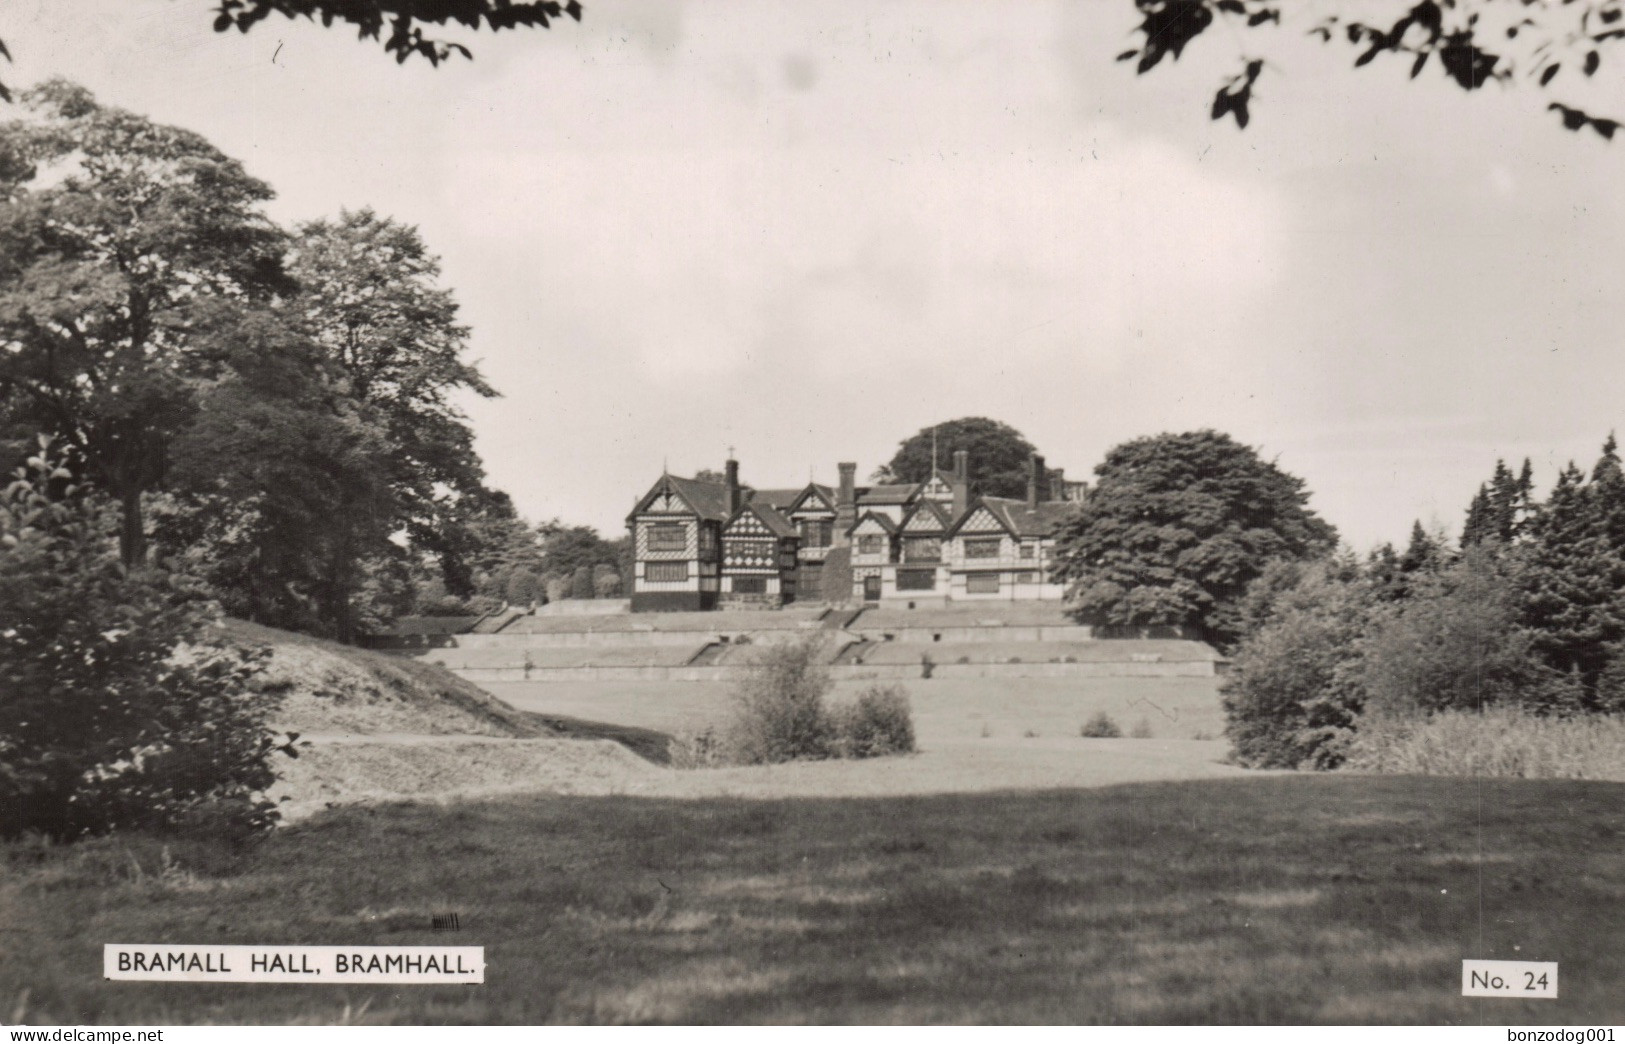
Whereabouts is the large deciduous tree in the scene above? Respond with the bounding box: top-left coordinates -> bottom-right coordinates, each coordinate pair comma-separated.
286,208 -> 498,608
0,80 -> 291,566
1052,429 -> 1337,647
878,417 -> 1039,500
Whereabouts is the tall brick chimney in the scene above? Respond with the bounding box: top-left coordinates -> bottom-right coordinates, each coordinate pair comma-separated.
1049,466 -> 1066,502
1027,453 -> 1045,509
835,462 -> 857,544
953,449 -> 968,481
725,458 -> 742,515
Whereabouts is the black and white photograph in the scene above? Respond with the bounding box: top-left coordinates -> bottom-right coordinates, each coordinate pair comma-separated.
1,0 -> 1623,1029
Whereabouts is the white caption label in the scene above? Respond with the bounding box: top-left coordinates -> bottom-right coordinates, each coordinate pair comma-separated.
1462,959 -> 1557,998
104,945 -> 484,984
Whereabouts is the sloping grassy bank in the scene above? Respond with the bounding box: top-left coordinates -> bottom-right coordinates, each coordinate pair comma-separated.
221,619 -> 543,738
5,775 -> 1621,1024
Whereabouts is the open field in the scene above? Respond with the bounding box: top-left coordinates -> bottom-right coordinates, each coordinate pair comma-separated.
482,676 -> 1228,744
5,776 -> 1621,1024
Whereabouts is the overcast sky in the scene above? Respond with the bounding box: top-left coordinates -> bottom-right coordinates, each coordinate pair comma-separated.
9,0 -> 1625,550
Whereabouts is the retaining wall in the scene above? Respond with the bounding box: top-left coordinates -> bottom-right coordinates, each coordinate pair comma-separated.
450,659 -> 1219,683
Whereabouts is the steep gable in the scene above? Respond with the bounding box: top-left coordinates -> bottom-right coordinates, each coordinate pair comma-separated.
786,483 -> 837,515
947,499 -> 1016,538
849,509 -> 898,536
902,499 -> 951,533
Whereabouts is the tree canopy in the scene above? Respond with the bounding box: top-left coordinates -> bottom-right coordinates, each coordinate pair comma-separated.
0,80 -> 292,565
1119,0 -> 1625,139
878,417 -> 1040,500
1051,429 -> 1338,647
1,82 -> 516,641
0,1 -> 583,103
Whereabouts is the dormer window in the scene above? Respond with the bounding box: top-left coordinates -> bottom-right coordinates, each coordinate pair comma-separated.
858,534 -> 886,555
799,519 -> 833,548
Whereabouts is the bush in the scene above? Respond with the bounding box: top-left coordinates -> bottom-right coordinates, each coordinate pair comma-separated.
569,565 -> 595,600
1129,716 -> 1153,739
592,563 -> 621,598
830,685 -> 916,758
1221,558 -> 1370,769
0,441 -> 286,841
1080,711 -> 1122,738
503,568 -> 543,606
1346,706 -> 1625,781
723,634 -> 836,764
666,727 -> 727,769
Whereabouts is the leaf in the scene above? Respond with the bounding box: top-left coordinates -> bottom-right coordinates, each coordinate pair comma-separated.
1216,0 -> 1245,13
1411,52 -> 1428,78
1540,63 -> 1561,86
1585,50 -> 1600,76
1117,49 -> 1139,62
214,13 -> 233,32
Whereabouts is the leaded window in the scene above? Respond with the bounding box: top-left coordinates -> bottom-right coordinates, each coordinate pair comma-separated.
647,522 -> 686,551
965,537 -> 1002,559
646,561 -> 688,583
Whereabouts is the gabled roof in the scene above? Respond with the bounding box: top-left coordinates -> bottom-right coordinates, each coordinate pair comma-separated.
786,482 -> 837,514
978,497 -> 1077,538
627,473 -> 733,522
746,487 -> 803,511
945,497 -> 1017,539
847,509 -> 899,536
901,498 -> 952,534
856,482 -> 919,506
727,498 -> 797,538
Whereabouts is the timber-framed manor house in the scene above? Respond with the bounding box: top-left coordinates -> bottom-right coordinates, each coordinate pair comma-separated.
626,452 -> 1086,612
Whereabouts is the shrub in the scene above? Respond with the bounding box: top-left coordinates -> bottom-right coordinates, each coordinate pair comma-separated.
1221,557 -> 1371,769
503,568 -> 543,606
592,563 -> 621,598
1129,716 -> 1153,739
723,634 -> 836,764
666,728 -> 727,769
1346,706 -> 1625,781
543,575 -> 569,603
0,441 -> 286,841
830,685 -> 916,758
568,565 -> 594,600
1080,711 -> 1122,738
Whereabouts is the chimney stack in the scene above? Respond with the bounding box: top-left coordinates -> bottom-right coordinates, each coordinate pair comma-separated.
1027,453 -> 1045,509
835,462 -> 857,544
1049,467 -> 1066,503
953,449 -> 968,481
725,458 -> 742,515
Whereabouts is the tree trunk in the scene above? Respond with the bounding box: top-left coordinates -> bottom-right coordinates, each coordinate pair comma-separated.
119,486 -> 146,568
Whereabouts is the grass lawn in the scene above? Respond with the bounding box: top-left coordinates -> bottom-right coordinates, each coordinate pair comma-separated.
5,775 -> 1622,1024
481,676 -> 1228,745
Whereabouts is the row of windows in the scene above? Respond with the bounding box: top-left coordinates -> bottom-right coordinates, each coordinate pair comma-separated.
856,536 -> 1045,560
